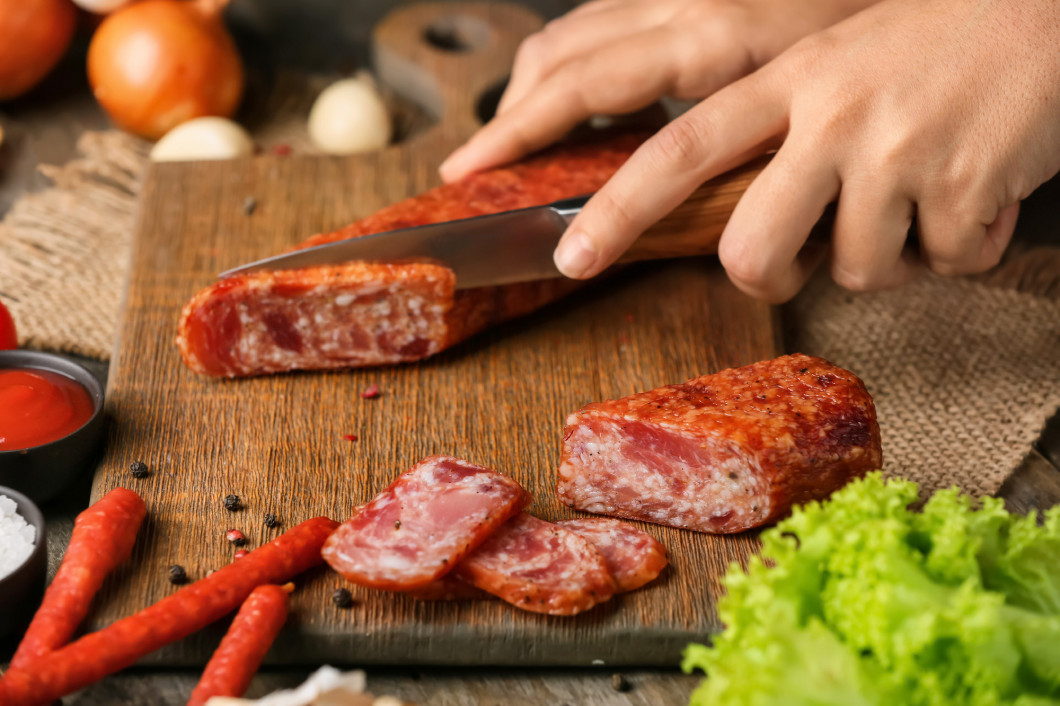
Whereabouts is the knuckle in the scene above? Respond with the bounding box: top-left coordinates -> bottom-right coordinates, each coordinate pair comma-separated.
673,0 -> 745,38
781,35 -> 829,86
762,286 -> 800,305
718,239 -> 768,287
870,131 -> 919,176
926,259 -> 968,277
488,113 -> 546,164
927,234 -> 974,264
569,0 -> 612,14
830,262 -> 881,292
666,4 -> 752,96
784,39 -> 867,139
550,59 -> 597,112
942,153 -> 982,194
651,116 -> 715,173
917,197 -> 988,270
793,27 -> 843,63
513,31 -> 550,69
539,15 -> 571,39
925,236 -> 1000,276
977,245 -> 1005,271
925,162 -> 992,219
921,231 -> 981,275
593,189 -> 635,230
799,87 -> 867,147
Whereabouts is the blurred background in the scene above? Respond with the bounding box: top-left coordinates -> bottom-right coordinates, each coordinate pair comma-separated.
0,0 -> 581,217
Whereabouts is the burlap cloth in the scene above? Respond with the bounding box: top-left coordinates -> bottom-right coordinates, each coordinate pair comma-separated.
1,89 -> 1057,497
789,269 -> 1059,496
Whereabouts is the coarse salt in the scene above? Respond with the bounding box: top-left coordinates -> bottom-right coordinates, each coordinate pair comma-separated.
0,495 -> 37,579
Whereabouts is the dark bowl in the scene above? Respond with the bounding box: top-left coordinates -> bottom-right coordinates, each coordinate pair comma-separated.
0,351 -> 106,504
0,485 -> 47,642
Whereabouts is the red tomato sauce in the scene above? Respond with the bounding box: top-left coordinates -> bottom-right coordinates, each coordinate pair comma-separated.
0,368 -> 95,451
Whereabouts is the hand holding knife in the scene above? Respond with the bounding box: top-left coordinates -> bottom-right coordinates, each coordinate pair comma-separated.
221,157 -> 773,289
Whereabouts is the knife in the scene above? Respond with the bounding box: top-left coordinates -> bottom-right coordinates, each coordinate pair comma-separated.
220,157 -> 771,289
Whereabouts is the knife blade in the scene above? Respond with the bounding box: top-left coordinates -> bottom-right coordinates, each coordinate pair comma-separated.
219,195 -> 588,289
219,156 -> 772,289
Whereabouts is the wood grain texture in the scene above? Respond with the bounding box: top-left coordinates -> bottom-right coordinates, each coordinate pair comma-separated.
61,666 -> 701,705
87,2 -> 778,667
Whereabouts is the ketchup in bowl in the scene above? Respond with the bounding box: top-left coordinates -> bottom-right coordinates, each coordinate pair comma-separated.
0,368 -> 95,451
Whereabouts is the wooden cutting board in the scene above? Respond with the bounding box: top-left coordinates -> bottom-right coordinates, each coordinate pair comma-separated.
89,1 -> 779,667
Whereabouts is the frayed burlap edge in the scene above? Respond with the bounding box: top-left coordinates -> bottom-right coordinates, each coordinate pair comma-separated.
789,268 -> 1060,497
0,130 -> 148,359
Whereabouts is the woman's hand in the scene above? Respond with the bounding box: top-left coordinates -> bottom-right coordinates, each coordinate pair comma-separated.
549,0 -> 1060,301
439,0 -> 882,182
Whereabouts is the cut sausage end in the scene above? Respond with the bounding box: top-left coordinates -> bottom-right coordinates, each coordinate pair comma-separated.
556,354 -> 882,533
176,263 -> 455,377
176,131 -> 651,378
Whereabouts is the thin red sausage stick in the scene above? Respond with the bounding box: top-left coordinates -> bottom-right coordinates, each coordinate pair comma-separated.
0,517 -> 338,706
187,584 -> 292,706
11,487 -> 147,669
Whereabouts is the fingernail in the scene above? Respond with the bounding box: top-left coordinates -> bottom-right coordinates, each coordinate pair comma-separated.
554,233 -> 598,278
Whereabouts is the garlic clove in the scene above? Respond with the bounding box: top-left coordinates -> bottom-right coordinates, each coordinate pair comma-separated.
308,76 -> 393,156
150,117 -> 254,163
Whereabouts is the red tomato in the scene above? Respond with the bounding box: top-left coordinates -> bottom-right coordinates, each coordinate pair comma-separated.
0,300 -> 17,349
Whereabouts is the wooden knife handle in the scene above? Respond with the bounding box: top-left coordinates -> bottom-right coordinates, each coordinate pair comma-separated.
618,156 -> 771,263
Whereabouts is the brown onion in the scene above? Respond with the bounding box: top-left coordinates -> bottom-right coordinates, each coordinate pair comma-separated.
87,0 -> 244,139
0,0 -> 78,101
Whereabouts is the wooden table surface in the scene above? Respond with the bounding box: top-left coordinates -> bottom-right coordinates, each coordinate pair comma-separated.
2,0 -> 1059,703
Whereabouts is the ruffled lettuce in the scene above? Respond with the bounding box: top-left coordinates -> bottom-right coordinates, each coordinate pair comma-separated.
682,473 -> 1060,705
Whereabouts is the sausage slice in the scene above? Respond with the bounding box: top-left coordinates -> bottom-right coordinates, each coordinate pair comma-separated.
556,517 -> 668,592
454,514 -> 617,616
322,455 -> 531,591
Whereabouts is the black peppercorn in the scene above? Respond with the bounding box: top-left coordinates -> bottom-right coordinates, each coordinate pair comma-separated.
168,564 -> 187,585
130,461 -> 149,479
263,512 -> 278,528
223,494 -> 242,512
332,587 -> 354,608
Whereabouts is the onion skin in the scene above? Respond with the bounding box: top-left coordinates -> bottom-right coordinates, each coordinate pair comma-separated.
87,0 -> 244,139
0,0 -> 78,101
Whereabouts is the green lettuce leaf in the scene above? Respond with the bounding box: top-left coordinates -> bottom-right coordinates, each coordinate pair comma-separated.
683,473 -> 1060,706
